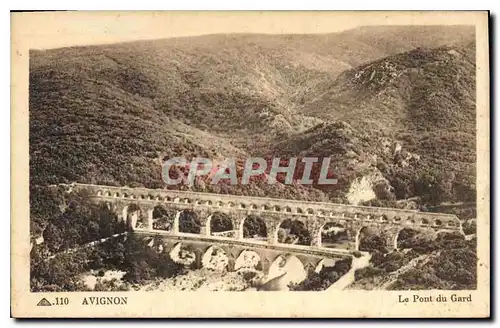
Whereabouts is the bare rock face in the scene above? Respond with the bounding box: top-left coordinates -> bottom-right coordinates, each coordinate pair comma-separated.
347,176 -> 377,205
346,171 -> 395,205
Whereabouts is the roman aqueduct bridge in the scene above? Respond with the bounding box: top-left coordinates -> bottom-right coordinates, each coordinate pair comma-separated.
60,183 -> 463,253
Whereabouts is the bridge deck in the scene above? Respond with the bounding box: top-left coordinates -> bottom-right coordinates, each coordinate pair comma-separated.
62,182 -> 461,221
133,228 -> 355,258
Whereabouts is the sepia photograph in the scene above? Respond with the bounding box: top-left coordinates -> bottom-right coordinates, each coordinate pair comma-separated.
11,11 -> 490,318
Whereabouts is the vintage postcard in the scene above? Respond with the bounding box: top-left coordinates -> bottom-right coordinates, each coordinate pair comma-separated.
11,11 -> 490,318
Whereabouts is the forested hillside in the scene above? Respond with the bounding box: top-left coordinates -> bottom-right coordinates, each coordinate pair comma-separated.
30,26 -> 476,215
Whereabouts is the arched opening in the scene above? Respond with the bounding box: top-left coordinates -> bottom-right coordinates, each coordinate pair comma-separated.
266,254 -> 306,289
123,204 -> 143,229
356,226 -> 386,252
234,250 -> 262,271
132,204 -> 148,229
379,215 -> 389,223
210,212 -> 234,237
169,243 -> 197,267
152,205 -> 177,232
179,210 -> 201,234
242,215 -> 268,240
320,222 -> 349,249
395,228 -> 424,250
276,219 -> 311,246
201,246 -> 230,271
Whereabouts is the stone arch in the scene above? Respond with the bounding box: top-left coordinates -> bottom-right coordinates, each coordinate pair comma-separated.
394,227 -> 421,250
379,215 -> 389,223
122,204 -> 141,229
113,192 -> 120,198
169,242 -> 197,267
355,226 -> 385,251
241,215 -> 268,240
319,221 -> 350,249
201,245 -> 230,271
268,254 -> 307,285
178,210 -> 201,234
234,250 -> 262,271
301,258 -> 325,274
433,219 -> 443,227
208,212 -> 234,237
283,206 -> 292,213
103,190 -> 111,197
250,204 -> 258,210
121,192 -> 129,199
130,203 -> 148,228
305,208 -> 314,215
421,218 -> 430,226
97,190 -> 104,196
151,205 -> 177,232
276,218 -> 311,246
354,225 -> 386,252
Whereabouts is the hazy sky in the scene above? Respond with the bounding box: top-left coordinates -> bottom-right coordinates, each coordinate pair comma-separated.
12,11 -> 480,50
13,11 -> 359,50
